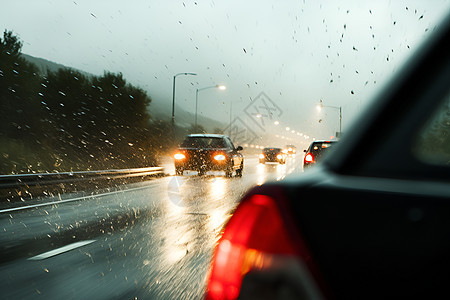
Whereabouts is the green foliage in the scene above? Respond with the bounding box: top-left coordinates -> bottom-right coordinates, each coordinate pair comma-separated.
0,30 -> 166,174
0,29 -> 22,57
0,30 -> 42,146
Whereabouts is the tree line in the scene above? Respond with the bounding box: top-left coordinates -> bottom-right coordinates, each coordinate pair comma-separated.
0,30 -> 174,174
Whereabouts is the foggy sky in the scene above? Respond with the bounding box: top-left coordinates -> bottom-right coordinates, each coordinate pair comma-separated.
1,0 -> 449,142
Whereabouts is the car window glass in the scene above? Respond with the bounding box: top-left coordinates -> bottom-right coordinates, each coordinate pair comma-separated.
214,138 -> 227,148
311,142 -> 334,152
264,148 -> 281,153
181,137 -> 225,148
226,138 -> 235,150
413,93 -> 450,166
1,2 -> 450,299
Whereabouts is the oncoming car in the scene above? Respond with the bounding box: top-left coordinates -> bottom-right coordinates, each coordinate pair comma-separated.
303,140 -> 337,169
259,147 -> 286,164
173,134 -> 243,177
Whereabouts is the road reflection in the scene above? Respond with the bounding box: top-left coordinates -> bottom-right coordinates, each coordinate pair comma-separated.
256,163 -> 266,185
208,177 -> 227,200
0,157 -> 304,299
255,161 -> 291,185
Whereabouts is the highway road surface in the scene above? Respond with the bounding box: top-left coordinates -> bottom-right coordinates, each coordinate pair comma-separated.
0,154 -> 303,299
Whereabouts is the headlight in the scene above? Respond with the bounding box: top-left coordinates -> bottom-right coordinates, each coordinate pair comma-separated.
174,153 -> 186,160
214,154 -> 226,161
282,149 -> 288,154
276,154 -> 283,159
259,154 -> 265,159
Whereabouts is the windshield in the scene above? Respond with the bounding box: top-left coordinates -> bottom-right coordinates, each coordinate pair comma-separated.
180,137 -> 226,148
263,148 -> 282,153
1,1 -> 449,299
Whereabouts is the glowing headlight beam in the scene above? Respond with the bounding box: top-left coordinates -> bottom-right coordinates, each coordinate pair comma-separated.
214,154 -> 226,161
174,153 -> 186,160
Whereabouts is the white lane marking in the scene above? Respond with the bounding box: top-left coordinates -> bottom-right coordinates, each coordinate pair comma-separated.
0,184 -> 157,214
28,240 -> 96,260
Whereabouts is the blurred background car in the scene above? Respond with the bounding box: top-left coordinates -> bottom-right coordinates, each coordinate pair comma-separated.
303,140 -> 338,169
205,11 -> 450,300
173,134 -> 243,177
284,145 -> 297,156
259,147 -> 286,164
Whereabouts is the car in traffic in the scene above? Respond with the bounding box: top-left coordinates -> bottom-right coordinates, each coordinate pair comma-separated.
173,134 -> 243,177
205,12 -> 450,300
259,147 -> 286,164
303,140 -> 338,169
284,144 -> 297,156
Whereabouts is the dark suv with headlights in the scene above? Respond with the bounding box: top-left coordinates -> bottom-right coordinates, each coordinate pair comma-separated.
259,147 -> 286,164
285,144 -> 297,155
173,134 -> 243,177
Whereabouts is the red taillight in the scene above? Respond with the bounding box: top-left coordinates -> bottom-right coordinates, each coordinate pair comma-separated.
206,194 -> 301,299
304,153 -> 314,163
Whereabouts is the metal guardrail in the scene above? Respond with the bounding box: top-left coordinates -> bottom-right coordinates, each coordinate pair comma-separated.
0,167 -> 164,189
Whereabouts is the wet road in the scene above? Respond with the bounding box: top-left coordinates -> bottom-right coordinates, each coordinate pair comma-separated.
0,155 -> 303,299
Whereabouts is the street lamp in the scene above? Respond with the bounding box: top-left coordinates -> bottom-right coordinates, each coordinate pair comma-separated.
172,72 -> 197,127
195,84 -> 226,127
317,99 -> 342,136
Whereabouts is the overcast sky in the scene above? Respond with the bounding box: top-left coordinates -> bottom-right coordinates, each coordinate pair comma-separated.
2,0 -> 450,142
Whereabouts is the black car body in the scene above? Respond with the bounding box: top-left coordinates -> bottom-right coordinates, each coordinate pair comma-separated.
303,140 -> 337,169
259,147 -> 286,164
206,12 -> 450,300
174,134 -> 243,177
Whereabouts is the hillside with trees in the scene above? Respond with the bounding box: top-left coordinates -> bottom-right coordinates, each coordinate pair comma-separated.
0,30 -> 173,174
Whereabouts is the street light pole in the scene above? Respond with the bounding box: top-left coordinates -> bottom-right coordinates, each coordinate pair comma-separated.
172,72 -> 197,128
317,99 -> 342,137
195,84 -> 226,127
229,101 -> 232,137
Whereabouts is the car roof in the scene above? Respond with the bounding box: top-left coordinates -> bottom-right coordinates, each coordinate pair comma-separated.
186,134 -> 228,138
311,140 -> 338,144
